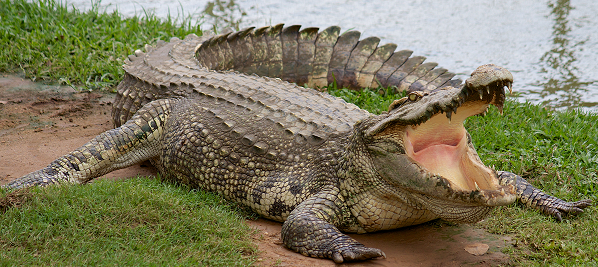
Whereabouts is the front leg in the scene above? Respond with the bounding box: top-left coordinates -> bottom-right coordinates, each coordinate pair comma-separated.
498,171 -> 592,221
281,191 -> 385,263
2,99 -> 174,190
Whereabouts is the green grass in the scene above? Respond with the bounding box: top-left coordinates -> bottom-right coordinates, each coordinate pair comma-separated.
466,103 -> 598,266
0,0 -> 201,90
0,178 -> 256,266
1,0 -> 597,266
328,86 -> 406,114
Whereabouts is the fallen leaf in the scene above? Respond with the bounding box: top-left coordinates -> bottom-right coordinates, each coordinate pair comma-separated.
464,243 -> 489,256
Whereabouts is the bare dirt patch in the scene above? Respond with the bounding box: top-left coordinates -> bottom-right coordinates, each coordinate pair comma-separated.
0,74 -> 156,182
0,74 -> 512,266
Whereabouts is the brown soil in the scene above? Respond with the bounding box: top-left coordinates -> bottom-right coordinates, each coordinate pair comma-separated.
0,74 -> 512,266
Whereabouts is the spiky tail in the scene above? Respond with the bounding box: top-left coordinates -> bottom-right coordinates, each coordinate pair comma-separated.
112,24 -> 463,127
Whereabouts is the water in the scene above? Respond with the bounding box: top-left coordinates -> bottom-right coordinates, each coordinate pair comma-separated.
65,0 -> 598,111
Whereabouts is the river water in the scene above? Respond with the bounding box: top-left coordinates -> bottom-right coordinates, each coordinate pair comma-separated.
65,0 -> 598,111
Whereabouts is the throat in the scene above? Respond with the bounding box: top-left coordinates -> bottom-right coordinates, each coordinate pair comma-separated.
406,133 -> 472,190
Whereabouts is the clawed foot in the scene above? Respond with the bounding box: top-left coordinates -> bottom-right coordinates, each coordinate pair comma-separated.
331,245 -> 386,263
546,199 -> 592,222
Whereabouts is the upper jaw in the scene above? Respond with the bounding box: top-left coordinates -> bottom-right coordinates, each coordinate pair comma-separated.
462,64 -> 513,115
367,65 -> 514,135
408,64 -> 514,125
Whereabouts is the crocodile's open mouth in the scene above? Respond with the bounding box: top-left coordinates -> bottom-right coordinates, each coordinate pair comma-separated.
369,64 -> 515,208
400,65 -> 513,195
404,102 -> 494,192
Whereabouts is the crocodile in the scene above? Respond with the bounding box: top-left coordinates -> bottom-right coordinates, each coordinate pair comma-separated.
4,24 -> 591,263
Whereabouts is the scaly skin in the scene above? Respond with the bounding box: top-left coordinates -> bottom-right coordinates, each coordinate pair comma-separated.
111,25 -> 459,127
4,25 -> 592,263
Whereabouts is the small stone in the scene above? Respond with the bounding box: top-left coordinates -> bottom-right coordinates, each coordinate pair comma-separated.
464,243 -> 489,256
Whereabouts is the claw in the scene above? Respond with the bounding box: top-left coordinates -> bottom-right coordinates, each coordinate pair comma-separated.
552,199 -> 591,222
569,207 -> 583,214
330,246 -> 386,263
554,212 -> 563,222
333,252 -> 343,263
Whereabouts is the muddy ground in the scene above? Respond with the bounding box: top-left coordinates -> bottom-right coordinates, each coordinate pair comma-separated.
0,74 -> 512,266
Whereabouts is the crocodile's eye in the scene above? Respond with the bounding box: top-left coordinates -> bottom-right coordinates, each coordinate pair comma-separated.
388,96 -> 408,112
408,91 -> 426,101
389,91 -> 429,112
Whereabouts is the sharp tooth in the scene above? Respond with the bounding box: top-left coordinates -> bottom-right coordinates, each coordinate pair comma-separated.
474,181 -> 481,191
500,188 -> 505,196
446,110 -> 452,122
507,82 -> 513,94
486,85 -> 490,95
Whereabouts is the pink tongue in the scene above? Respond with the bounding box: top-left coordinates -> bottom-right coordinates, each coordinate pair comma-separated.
407,130 -> 473,191
407,126 -> 464,153
412,144 -> 460,171
405,114 -> 466,154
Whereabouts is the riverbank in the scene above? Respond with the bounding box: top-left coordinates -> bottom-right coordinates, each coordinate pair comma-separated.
1,0 -> 596,265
